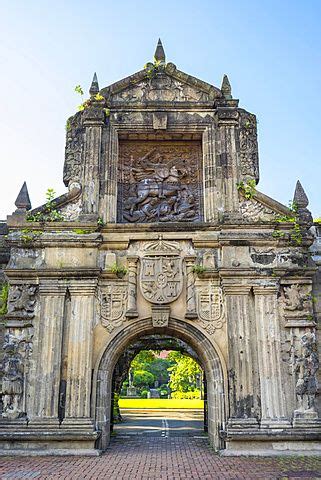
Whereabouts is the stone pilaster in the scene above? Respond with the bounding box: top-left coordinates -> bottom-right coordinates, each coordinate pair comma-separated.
253,284 -> 290,427
32,282 -> 67,420
126,256 -> 139,318
64,280 -> 97,422
223,285 -> 259,426
185,256 -> 197,319
82,108 -> 104,214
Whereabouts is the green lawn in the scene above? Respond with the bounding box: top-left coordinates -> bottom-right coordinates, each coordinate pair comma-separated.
119,398 -> 204,409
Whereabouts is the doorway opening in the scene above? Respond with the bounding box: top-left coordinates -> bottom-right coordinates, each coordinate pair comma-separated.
94,318 -> 225,451
111,335 -> 207,439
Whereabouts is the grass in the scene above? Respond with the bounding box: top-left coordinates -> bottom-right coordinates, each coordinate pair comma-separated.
119,398 -> 204,409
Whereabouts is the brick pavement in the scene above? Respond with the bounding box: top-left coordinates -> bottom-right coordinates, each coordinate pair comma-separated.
1,436 -> 321,479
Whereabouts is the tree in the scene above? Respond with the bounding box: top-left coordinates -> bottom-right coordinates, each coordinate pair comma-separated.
133,370 -> 155,388
167,352 -> 201,393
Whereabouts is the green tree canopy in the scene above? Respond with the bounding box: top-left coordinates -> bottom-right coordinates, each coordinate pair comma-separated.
167,352 -> 201,393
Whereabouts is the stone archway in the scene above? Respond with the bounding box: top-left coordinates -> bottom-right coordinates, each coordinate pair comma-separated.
93,317 -> 226,452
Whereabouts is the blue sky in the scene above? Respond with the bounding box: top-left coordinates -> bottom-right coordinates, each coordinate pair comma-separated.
0,0 -> 320,218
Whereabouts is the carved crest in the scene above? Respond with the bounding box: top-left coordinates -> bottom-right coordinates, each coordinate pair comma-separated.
140,238 -> 183,304
100,285 -> 127,333
196,284 -> 225,334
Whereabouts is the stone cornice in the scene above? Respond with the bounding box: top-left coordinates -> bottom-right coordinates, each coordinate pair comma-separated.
68,279 -> 98,296
5,268 -> 101,279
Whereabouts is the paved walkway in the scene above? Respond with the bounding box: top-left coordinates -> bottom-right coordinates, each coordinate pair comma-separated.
1,411 -> 321,479
1,436 -> 321,479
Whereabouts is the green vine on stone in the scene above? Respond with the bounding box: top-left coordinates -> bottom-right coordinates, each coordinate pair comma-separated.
237,179 -> 256,199
27,188 -> 64,223
273,200 -> 303,245
0,282 -> 9,315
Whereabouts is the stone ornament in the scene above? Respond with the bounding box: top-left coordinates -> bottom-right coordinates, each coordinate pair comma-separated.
100,285 -> 128,333
140,237 -> 183,305
1,332 -> 32,420
63,113 -> 84,188
151,306 -> 170,327
196,284 -> 225,334
117,141 -> 202,223
294,331 -> 319,417
239,198 -> 277,222
7,285 -> 38,318
238,111 -> 259,182
280,284 -> 313,317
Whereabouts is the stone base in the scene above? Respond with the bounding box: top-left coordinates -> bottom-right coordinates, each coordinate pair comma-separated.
222,424 -> 321,456
0,418 -> 100,456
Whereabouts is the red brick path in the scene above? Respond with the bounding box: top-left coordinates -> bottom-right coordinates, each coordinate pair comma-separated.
1,436 -> 321,479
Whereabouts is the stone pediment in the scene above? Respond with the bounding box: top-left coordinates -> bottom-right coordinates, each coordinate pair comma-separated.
239,190 -> 292,223
100,63 -> 222,105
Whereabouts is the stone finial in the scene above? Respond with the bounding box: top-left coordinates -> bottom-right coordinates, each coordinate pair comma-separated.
293,180 -> 309,209
293,180 -> 313,226
89,72 -> 99,96
221,74 -> 232,99
154,38 -> 166,64
15,182 -> 31,211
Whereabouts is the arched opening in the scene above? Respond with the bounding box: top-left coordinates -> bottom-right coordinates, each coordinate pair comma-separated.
93,317 -> 226,452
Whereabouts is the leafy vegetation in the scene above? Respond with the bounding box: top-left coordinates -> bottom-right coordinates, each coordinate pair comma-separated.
121,350 -> 202,400
273,200 -> 303,245
144,58 -> 164,79
0,283 -> 9,315
236,178 -> 256,199
192,264 -> 206,275
27,189 -> 64,223
110,263 -> 127,278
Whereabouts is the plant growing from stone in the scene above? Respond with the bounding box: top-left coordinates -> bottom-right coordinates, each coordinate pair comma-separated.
0,282 -> 9,315
237,179 -> 256,199
110,263 -> 128,278
273,200 -> 303,245
27,188 -> 64,223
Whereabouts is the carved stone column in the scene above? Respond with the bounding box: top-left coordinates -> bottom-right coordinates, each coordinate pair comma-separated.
32,282 -> 66,421
223,285 -> 259,426
64,280 -> 97,424
185,256 -> 197,319
253,284 -> 290,427
126,256 -> 139,318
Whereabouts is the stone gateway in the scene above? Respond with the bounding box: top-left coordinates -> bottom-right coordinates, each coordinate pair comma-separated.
0,40 -> 320,456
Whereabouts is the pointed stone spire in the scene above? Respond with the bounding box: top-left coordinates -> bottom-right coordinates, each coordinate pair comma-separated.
221,74 -> 232,99
89,72 -> 99,96
154,38 -> 166,64
15,182 -> 31,211
293,180 -> 309,208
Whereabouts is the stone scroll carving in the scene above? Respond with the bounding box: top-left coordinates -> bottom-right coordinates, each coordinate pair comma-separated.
99,285 -> 128,333
117,141 -> 202,223
1,332 -> 32,420
140,237 -> 183,305
7,285 -> 38,318
294,331 -> 319,418
196,284 -> 225,334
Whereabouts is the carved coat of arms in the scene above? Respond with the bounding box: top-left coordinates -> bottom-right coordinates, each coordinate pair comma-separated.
100,285 -> 127,332
140,238 -> 183,304
197,284 -> 225,334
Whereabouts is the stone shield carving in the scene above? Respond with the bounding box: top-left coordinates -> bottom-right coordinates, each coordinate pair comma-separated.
197,284 -> 225,334
100,285 -> 128,333
140,237 -> 183,304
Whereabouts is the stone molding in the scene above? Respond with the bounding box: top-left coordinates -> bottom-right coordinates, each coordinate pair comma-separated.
68,280 -> 98,296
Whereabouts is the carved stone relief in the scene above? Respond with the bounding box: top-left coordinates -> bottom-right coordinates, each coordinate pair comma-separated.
293,331 -> 319,417
63,113 -> 84,187
238,111 -> 259,181
117,141 -> 202,223
112,75 -> 210,104
196,283 -> 225,334
7,285 -> 38,318
60,197 -> 82,221
279,284 -> 313,318
99,284 -> 128,333
140,238 -> 183,304
1,331 -> 33,419
239,198 -> 277,222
